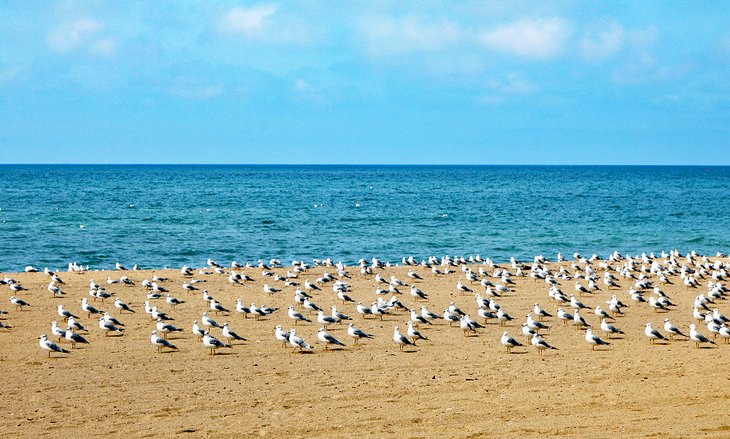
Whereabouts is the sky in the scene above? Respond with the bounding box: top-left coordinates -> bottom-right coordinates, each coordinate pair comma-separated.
1,1 -> 730,164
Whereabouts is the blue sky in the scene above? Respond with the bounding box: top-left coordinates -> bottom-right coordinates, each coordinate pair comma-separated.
1,1 -> 730,164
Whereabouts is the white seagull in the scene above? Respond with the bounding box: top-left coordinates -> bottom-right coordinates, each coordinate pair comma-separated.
39,334 -> 68,358
151,331 -> 177,353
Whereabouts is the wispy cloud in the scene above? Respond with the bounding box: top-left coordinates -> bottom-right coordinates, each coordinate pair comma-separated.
479,18 -> 569,60
579,22 -> 624,60
219,5 -> 277,37
359,15 -> 462,56
486,73 -> 538,95
47,18 -> 103,52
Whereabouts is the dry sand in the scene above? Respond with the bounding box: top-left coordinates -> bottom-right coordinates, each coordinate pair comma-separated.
0,259 -> 729,438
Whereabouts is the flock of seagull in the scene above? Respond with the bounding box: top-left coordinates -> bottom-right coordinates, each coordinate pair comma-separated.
2,250 -> 730,359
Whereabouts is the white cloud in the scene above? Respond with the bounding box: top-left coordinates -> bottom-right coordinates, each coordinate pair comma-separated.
479,18 -> 569,60
219,5 -> 278,37
486,73 -> 538,95
579,22 -> 624,60
47,19 -> 103,52
294,79 -> 308,91
89,38 -> 117,57
0,65 -> 23,84
360,15 -> 462,56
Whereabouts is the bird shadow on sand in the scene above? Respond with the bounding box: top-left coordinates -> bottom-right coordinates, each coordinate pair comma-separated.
211,351 -> 236,356
507,351 -> 529,355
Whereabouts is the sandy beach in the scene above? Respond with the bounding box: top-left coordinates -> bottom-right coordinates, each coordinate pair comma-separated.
1,258 -> 729,438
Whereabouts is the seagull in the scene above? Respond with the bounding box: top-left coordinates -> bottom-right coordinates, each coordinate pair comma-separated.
203,331 -> 231,355
573,310 -> 590,329
64,327 -> 90,349
81,298 -> 102,318
570,294 -> 591,310
526,313 -> 549,332
497,308 -> 514,326
317,310 -> 338,328
331,306 -> 351,322
192,320 -> 206,340
347,323 -> 373,345
317,328 -> 345,351
521,323 -> 537,341
443,309 -> 460,326
274,325 -> 290,346
460,315 -> 483,336
102,312 -> 125,327
410,309 -> 431,326
456,281 -> 473,294
410,285 -> 429,300
644,322 -> 667,344
663,318 -> 687,340
585,328 -> 611,350
288,306 -> 311,325
151,331 -> 177,353
356,302 -> 373,318
9,296 -> 30,310
393,326 -> 417,351
531,333 -> 557,355
501,331 -> 524,353
533,303 -> 552,320
337,290 -> 355,303
421,306 -> 441,321
235,299 -> 252,318
182,282 -> 198,292
303,298 -> 322,313
557,308 -> 574,326
151,306 -> 173,321
210,299 -> 230,315
38,334 -> 68,358
166,295 -> 184,309
407,321 -> 428,341
48,282 -> 65,297
648,296 -> 668,312
718,325 -> 730,343
304,279 -> 321,291
57,304 -> 78,321
689,324 -> 716,348
67,317 -> 85,332
575,282 -> 591,296
221,323 -> 247,344
478,307 -> 497,323
202,313 -> 223,330
594,306 -> 613,320
263,284 -> 281,294
9,283 -> 28,292
114,298 -> 135,313
448,302 -> 466,317
156,318 -> 183,339
288,329 -> 313,352
600,319 -> 625,338
50,321 -> 67,341
98,316 -> 124,336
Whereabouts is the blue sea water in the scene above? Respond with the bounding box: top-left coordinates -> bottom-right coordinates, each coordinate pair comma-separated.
0,165 -> 728,271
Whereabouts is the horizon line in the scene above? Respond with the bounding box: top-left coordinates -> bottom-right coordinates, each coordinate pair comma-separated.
2,163 -> 729,167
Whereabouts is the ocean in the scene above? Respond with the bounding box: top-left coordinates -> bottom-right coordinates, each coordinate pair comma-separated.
0,165 -> 728,271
